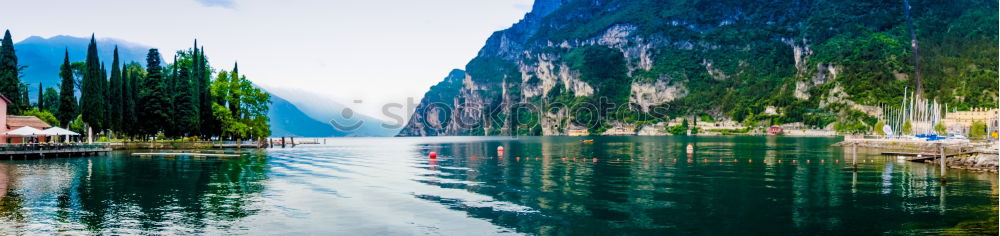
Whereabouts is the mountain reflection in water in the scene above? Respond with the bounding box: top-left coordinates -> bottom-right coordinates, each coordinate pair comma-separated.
0,136 -> 995,235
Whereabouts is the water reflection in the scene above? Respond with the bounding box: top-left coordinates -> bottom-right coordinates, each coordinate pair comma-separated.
0,152 -> 269,234
0,137 -> 994,235
412,136 -> 998,235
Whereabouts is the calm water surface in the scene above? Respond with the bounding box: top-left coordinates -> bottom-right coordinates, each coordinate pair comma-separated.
0,136 -> 996,235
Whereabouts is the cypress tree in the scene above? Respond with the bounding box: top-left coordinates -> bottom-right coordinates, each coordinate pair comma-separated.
163,55 -> 178,137
190,41 -> 201,134
123,62 -> 140,138
109,46 -> 123,133
58,49 -> 77,127
37,83 -> 43,109
229,62 -> 240,118
102,62 -> 110,131
139,49 -> 169,138
0,30 -> 23,113
199,46 -> 218,138
173,53 -> 198,137
81,35 -> 105,131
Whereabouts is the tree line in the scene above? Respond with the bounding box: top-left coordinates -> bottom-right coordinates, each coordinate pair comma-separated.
0,30 -> 270,141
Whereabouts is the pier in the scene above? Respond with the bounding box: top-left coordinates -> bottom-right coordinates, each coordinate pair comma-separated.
0,144 -> 111,160
132,152 -> 243,157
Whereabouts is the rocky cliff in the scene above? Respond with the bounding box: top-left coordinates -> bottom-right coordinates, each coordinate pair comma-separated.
399,0 -> 998,136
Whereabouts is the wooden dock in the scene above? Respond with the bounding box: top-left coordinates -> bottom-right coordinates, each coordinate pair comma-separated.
881,151 -> 977,161
131,152 -> 243,157
0,145 -> 112,160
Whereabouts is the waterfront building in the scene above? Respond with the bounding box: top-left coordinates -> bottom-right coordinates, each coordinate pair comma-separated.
567,127 -> 588,136
942,108 -> 999,135
602,123 -> 636,136
767,125 -> 783,135
0,93 -> 53,143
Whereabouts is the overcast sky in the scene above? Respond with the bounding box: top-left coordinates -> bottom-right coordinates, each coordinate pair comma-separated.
1,0 -> 534,116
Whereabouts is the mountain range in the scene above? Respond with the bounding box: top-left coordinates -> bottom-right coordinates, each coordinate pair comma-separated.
399,0 -> 999,136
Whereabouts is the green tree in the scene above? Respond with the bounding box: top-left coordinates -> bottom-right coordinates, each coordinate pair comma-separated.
211,65 -> 271,141
42,87 -> 58,114
934,122 -> 947,135
108,46 -> 123,133
170,50 -> 199,137
80,35 -> 106,131
69,114 -> 85,134
57,49 -> 77,127
198,46 -> 217,138
138,49 -> 170,139
122,62 -> 142,138
969,121 -> 987,140
36,83 -> 43,109
21,108 -> 59,128
0,30 -> 23,113
902,120 -> 913,135
874,120 -> 886,136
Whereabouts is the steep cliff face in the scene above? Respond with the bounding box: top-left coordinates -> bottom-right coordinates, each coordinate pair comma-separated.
400,0 -> 998,136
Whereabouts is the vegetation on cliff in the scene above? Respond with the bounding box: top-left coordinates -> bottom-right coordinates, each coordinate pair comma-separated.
402,0 -> 998,136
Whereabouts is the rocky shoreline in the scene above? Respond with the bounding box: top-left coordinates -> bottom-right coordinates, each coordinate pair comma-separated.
836,138 -> 998,172
924,152 -> 1000,173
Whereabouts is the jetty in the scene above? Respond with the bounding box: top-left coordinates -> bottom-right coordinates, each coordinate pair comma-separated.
0,144 -> 111,160
131,152 -> 242,157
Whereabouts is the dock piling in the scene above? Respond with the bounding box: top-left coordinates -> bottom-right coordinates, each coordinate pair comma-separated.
939,142 -> 946,182
852,142 -> 858,171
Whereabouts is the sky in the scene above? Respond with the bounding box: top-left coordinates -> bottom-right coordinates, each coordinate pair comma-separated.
1,0 -> 534,117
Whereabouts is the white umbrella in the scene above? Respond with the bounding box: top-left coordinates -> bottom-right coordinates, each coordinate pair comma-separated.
39,127 -> 80,136
39,127 -> 80,144
5,126 -> 43,136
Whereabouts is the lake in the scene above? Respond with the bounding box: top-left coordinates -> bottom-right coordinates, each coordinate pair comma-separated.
0,136 -> 995,234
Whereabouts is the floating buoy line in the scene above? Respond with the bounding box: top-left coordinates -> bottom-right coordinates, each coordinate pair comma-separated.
426,155 -> 889,166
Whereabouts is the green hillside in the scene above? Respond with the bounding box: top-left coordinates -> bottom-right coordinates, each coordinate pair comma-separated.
401,0 -> 998,136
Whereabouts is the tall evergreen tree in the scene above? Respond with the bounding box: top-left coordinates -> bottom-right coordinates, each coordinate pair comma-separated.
81,35 -> 106,131
123,62 -> 142,138
173,52 -> 198,137
58,49 -> 77,127
190,41 -> 202,134
199,46 -> 218,138
163,55 -> 178,137
138,49 -> 169,138
109,46 -> 123,133
0,30 -> 23,113
101,62 -> 110,131
228,62 -> 240,118
121,63 -> 133,137
37,83 -> 43,109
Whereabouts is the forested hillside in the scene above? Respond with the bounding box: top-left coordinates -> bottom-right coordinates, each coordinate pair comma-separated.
399,0 -> 998,136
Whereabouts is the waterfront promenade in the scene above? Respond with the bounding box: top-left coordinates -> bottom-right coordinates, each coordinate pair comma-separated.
0,143 -> 111,160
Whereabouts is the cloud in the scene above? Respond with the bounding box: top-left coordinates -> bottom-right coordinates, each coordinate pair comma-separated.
195,0 -> 237,9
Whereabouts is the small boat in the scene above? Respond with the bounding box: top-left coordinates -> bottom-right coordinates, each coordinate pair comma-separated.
581,140 -> 594,144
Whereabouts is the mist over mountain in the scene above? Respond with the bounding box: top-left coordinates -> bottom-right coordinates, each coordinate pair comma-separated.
260,85 -> 400,137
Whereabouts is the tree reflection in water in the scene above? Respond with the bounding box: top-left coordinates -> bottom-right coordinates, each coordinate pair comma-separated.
0,152 -> 269,234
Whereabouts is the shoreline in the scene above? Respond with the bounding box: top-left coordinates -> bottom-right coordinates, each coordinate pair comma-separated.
835,138 -> 999,172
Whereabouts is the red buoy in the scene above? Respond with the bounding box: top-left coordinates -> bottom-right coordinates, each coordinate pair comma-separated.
429,152 -> 437,159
